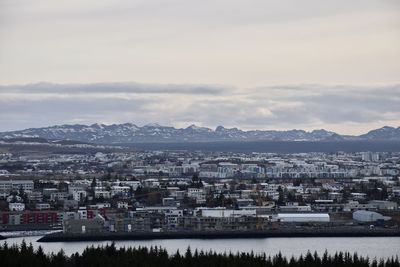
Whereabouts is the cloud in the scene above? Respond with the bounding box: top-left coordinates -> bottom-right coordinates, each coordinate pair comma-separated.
0,82 -> 227,96
1,1 -> 399,87
231,84 -> 400,130
0,82 -> 399,134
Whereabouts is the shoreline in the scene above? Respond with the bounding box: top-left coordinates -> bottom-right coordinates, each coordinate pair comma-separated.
0,230 -> 61,239
38,227 -> 400,242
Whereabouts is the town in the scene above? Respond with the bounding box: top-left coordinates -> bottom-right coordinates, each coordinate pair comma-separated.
0,148 -> 399,236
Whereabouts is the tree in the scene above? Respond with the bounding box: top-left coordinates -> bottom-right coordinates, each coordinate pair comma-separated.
18,186 -> 28,203
277,186 -> 285,205
91,177 -> 97,188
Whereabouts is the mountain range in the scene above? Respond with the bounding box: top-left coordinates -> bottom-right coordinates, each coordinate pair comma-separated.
0,124 -> 399,144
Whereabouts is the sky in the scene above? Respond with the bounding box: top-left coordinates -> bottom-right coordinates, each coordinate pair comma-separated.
0,0 -> 399,134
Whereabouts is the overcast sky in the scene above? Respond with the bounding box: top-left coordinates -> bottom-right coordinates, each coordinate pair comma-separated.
0,0 -> 399,134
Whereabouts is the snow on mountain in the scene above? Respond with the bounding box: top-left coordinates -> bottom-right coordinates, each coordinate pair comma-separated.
0,124 -> 398,143
359,126 -> 400,140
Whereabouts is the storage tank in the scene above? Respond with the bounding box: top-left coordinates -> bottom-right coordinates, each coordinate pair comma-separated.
352,210 -> 391,222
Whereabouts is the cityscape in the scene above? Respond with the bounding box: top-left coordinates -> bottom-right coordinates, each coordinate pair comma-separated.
1,0 -> 399,266
0,138 -> 399,238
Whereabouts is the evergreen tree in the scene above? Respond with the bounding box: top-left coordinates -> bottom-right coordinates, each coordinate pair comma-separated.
0,241 -> 398,267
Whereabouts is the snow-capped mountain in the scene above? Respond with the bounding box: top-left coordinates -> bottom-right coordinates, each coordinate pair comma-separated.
359,126 -> 400,140
0,124 -> 398,143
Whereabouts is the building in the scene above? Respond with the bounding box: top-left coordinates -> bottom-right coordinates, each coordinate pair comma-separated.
27,191 -> 43,202
63,215 -> 105,234
0,170 -> 10,176
197,208 -> 256,218
0,210 -> 58,225
368,200 -> 398,210
94,190 -> 111,199
279,205 -> 312,212
165,209 -> 183,228
111,186 -> 131,197
50,192 -> 68,202
9,203 -> 25,211
352,210 -> 391,222
0,180 -> 34,192
117,201 -> 129,209
73,190 -> 87,202
277,213 -> 330,222
35,203 -> 51,210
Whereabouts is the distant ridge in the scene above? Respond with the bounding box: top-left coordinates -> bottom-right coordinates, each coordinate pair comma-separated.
0,124 -> 399,144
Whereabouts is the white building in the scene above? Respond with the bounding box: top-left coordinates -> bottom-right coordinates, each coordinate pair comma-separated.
68,184 -> 87,194
72,190 -> 87,202
279,205 -> 312,212
0,180 -> 34,192
36,203 -> 51,210
111,186 -> 131,197
50,192 -> 68,202
142,179 -> 160,188
197,208 -> 256,218
78,208 -> 88,219
120,180 -> 141,190
217,162 -> 238,178
187,188 -> 205,199
165,209 -> 183,227
117,201 -> 129,209
88,203 -> 111,209
9,202 -> 25,211
0,170 -> 10,176
277,213 -> 330,222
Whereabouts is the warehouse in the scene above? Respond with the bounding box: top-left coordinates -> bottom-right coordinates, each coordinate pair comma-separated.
277,213 -> 330,222
197,208 -> 256,218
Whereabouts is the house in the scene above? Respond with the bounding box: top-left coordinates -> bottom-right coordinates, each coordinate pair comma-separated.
9,203 -> 25,211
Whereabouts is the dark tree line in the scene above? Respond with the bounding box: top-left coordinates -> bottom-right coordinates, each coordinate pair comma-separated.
0,240 -> 399,267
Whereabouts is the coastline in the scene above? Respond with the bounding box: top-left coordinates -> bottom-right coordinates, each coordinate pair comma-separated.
38,227 -> 400,242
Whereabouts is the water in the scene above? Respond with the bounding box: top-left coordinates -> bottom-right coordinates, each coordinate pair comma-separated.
4,236 -> 400,259
125,140 -> 400,153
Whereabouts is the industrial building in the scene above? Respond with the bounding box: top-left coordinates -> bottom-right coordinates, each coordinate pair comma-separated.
277,213 -> 330,222
196,208 -> 256,218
